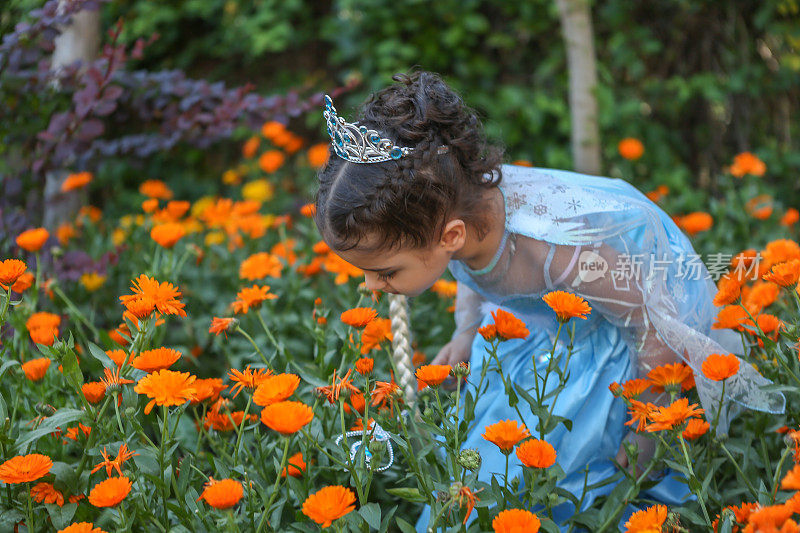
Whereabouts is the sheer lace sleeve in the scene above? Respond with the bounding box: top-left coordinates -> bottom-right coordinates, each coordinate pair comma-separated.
452,282 -> 486,339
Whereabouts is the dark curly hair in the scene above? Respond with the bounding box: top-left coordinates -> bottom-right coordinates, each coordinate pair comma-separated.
314,69 -> 505,252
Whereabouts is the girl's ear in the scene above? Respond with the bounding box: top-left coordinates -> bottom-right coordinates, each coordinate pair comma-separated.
439,219 -> 466,252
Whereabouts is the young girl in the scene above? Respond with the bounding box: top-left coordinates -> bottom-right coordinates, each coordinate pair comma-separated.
314,70 -> 784,530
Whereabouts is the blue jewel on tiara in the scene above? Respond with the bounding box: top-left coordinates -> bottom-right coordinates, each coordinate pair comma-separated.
323,94 -> 448,164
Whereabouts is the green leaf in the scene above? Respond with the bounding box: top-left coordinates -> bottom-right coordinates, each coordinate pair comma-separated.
86,341 -> 116,369
359,503 -> 381,530
45,503 -> 77,530
15,408 -> 87,450
385,487 -> 426,503
0,359 -> 20,379
395,517 -> 417,533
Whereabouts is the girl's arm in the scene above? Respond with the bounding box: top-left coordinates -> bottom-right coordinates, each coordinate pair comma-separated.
431,282 -> 485,366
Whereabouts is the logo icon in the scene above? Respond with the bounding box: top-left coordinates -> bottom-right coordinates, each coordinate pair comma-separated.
577,250 -> 608,283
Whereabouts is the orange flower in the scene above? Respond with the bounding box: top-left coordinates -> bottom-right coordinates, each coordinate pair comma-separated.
64,423 -> 92,442
701,353 -> 740,381
618,138 -> 644,161
253,373 -> 300,406
744,281 -> 781,312
781,208 -> 799,227
482,420 -> 531,451
242,136 -> 260,158
61,171 -> 93,192
22,357 -> 50,381
647,362 -> 693,394
88,476 -> 131,507
0,453 -> 52,483
26,311 -> 61,331
490,309 -> 530,340
782,464 -> 800,490
340,307 -> 378,328
623,504 -> 667,532
515,438 -> 556,468
239,252 -> 283,280
729,151 -> 766,177
105,349 -> 127,367
0,259 -> 27,288
745,194 -> 774,220
415,364 -> 452,390
150,223 -> 186,249
323,253 -> 363,284
139,179 -> 173,200
316,368 -> 360,404
676,212 -> 713,236
682,418 -> 710,440
101,366 -> 134,392
763,259 -> 800,287
16,228 -> 50,252
360,318 -> 393,353
30,481 -> 64,506
512,160 -> 534,167
58,523 -> 107,533
431,279 -> 458,298
355,357 -> 374,375
209,317 -> 236,338
745,504 -> 794,531
619,378 -> 651,399
261,121 -> 286,139
281,452 -> 307,478
131,347 -> 182,373
542,291 -> 591,322
134,369 -> 197,414
300,203 -> 317,218
712,305 -> 749,331
625,399 -> 656,432
192,378 -> 227,404
764,239 -> 800,265
228,365 -> 272,398
260,401 -> 314,434
109,323 -> 131,346
302,485 -> 357,528
492,508 -> 541,533
9,271 -> 34,293
645,397 -> 704,432
478,324 -> 497,341
713,275 -> 742,306
231,285 -> 277,314
371,373 -> 401,412
120,274 -> 186,317
307,143 -> 330,168
197,478 -> 243,509
91,444 -> 138,477
82,381 -> 106,404
258,150 -> 285,173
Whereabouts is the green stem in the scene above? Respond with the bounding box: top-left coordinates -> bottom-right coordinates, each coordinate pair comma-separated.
0,286 -> 11,328
718,440 -> 759,499
26,482 -> 36,533
160,405 -> 170,528
256,309 -> 284,361
53,285 -> 100,339
677,433 -> 711,528
233,394 -> 253,466
711,379 -> 725,436
235,326 -> 270,368
258,436 -> 291,532
771,445 -> 793,502
75,396 -> 113,478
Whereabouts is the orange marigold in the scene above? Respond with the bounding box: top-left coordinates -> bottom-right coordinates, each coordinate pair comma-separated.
360,318 -> 393,353
0,453 -> 52,484
0,259 -> 27,288
131,347 -> 182,373
192,378 -> 227,404
701,353 -> 740,381
682,418 -> 710,440
252,373 -> 299,406
763,259 -> 800,287
91,444 -> 138,478
478,324 -> 497,341
713,275 -> 742,306
300,202 -> 317,217
260,401 -> 314,434
88,476 -> 131,507
150,223 -> 186,249
197,478 -> 243,509
323,253 -> 363,284
645,397 -> 704,432
542,290 -> 592,322
415,364 -> 452,390
239,252 -> 283,280
712,305 -> 749,331
258,150 -> 285,173
483,420 -> 531,451
490,309 -> 530,340
82,381 -> 106,404
355,357 -> 374,375
30,481 -> 64,506
242,136 -> 260,158
228,365 -> 272,398
61,171 -> 93,192
516,438 -> 556,468
209,317 -> 237,338
231,285 -> 277,314
623,504 -> 668,532
100,366 -> 134,392
763,239 -> 800,265
22,357 -> 51,381
282,452 -> 307,478
302,485 -> 357,528
431,279 -> 458,298
120,274 -> 186,317
647,362 -> 694,394
16,228 -> 50,252
492,508 -> 541,533
782,464 -> 800,490
781,208 -> 800,227
58,522 -> 107,533
307,143 -> 330,168
10,271 -> 34,293
340,307 -> 378,328
134,369 -> 197,414
676,212 -> 713,236
139,179 -> 173,200
620,378 -> 651,399
729,151 -> 766,177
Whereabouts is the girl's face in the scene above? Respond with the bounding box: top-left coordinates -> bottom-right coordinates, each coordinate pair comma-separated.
333,232 -> 461,297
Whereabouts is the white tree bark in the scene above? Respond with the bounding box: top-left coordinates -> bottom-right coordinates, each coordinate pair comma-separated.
44,1 -> 101,231
556,0 -> 602,175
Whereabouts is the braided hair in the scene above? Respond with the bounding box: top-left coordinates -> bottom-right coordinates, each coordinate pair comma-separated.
315,69 -> 505,252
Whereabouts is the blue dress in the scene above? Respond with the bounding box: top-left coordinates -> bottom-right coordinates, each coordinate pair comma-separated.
415,165 -> 784,531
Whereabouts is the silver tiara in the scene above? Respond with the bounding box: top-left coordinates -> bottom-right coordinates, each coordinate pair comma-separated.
324,94 -> 448,164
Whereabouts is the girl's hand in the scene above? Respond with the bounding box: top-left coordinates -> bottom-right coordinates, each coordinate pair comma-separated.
615,430 -> 657,478
431,330 -> 474,367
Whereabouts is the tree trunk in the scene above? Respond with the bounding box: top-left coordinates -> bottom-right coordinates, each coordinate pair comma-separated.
556,0 -> 602,175
44,2 -> 101,231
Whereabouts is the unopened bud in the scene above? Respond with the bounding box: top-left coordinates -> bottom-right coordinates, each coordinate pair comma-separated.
35,403 -> 56,417
452,362 -> 470,378
457,449 -> 481,471
448,482 -> 463,499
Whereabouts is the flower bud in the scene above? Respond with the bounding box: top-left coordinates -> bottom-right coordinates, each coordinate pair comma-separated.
452,362 -> 470,378
448,482 -> 463,499
457,448 -> 482,471
35,403 -> 56,417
